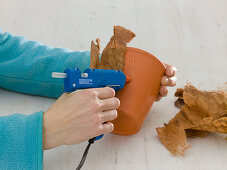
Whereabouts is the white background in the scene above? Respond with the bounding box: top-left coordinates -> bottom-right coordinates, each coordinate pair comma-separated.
0,0 -> 227,170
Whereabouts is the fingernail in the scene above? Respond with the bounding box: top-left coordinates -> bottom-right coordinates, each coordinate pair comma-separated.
170,69 -> 173,76
161,76 -> 168,85
109,123 -> 114,130
164,87 -> 167,93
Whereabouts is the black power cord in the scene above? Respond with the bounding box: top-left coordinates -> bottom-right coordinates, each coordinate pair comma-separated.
76,138 -> 95,170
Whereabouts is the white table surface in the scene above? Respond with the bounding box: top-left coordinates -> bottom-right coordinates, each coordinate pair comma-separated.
0,0 -> 227,170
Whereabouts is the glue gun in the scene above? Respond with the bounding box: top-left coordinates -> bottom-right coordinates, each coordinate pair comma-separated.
52,68 -> 131,141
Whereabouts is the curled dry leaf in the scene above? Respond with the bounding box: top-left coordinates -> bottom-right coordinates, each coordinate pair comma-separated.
185,129 -> 210,138
192,116 -> 227,134
174,88 -> 184,99
175,98 -> 185,109
157,83 -> 227,155
90,25 -> 135,71
156,120 -> 190,156
183,84 -> 227,118
90,39 -> 101,69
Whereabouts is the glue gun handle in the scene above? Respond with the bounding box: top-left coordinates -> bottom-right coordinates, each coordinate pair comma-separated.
94,134 -> 104,141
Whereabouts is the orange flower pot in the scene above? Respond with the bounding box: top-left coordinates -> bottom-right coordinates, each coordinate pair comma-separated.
112,47 -> 166,135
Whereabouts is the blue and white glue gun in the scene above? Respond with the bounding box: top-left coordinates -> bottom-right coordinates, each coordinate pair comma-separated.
52,68 -> 128,141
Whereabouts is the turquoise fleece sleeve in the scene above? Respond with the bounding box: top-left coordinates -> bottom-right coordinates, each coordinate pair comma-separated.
0,28 -> 90,169
0,29 -> 90,99
0,111 -> 43,170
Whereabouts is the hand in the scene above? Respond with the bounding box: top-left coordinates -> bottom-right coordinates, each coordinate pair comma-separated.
42,87 -> 120,150
156,63 -> 177,102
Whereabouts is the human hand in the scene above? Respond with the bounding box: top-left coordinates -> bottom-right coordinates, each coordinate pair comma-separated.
42,87 -> 120,150
156,63 -> 177,101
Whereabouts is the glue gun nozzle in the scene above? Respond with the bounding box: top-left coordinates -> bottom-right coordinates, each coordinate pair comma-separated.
52,72 -> 67,78
126,76 -> 132,83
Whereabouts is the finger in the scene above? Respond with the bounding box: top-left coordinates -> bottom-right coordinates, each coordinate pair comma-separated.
155,94 -> 162,102
168,77 -> 177,86
100,97 -> 120,111
100,110 -> 118,123
92,87 -> 115,99
164,63 -> 177,77
161,75 -> 168,86
160,86 -> 168,97
161,76 -> 177,86
100,122 -> 114,134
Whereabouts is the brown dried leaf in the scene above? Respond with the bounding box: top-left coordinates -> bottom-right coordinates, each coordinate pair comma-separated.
90,40 -> 100,69
172,84 -> 227,129
170,110 -> 196,129
156,120 -> 190,156
183,84 -> 227,118
175,88 -> 184,99
185,129 -> 210,138
96,25 -> 135,71
90,26 -> 135,96
192,116 -> 227,134
175,98 -> 185,109
96,38 -> 101,47
157,83 -> 227,156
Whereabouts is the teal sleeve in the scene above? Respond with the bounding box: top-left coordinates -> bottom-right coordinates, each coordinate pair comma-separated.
0,111 -> 43,170
0,29 -> 90,98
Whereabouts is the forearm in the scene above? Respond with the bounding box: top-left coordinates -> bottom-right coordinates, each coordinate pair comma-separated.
0,30 -> 90,98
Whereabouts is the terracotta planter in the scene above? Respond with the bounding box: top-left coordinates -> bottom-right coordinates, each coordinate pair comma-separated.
112,47 -> 166,135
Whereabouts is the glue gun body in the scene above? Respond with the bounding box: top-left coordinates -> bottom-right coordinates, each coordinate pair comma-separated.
63,68 -> 126,92
52,68 -> 127,141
